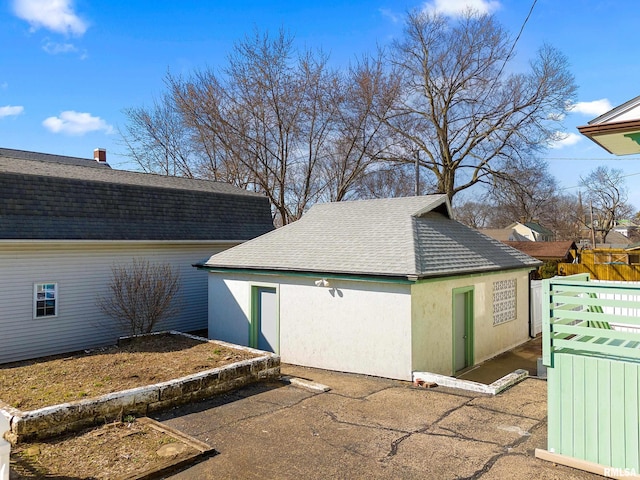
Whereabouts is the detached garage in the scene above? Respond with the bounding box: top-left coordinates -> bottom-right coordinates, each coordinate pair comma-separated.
197,195 -> 540,381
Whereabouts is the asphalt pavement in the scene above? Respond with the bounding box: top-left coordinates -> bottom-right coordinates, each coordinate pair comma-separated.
155,363 -> 599,479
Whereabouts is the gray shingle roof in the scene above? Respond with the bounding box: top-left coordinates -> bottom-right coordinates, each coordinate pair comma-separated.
0,147 -> 112,169
0,149 -> 274,241
201,195 -> 540,280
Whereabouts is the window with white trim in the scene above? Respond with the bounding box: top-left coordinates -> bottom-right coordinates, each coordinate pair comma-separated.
34,283 -> 57,318
493,279 -> 516,326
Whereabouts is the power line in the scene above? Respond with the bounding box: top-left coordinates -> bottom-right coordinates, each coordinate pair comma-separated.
559,171 -> 640,191
483,0 -> 538,102
543,157 -> 640,162
501,0 -> 537,71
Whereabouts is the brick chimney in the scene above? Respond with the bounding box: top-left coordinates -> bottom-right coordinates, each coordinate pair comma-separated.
93,148 -> 107,163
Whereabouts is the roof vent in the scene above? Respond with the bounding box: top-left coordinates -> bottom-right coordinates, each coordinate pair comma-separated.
93,148 -> 107,163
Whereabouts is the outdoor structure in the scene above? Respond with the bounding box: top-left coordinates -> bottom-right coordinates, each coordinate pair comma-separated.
578,94 -> 640,155
538,274 -> 640,477
0,147 -> 274,364
197,195 -> 541,381
504,241 -> 577,264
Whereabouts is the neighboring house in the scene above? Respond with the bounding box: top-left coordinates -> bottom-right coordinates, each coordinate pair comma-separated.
197,195 -> 541,381
613,218 -> 639,238
506,221 -> 554,242
578,95 -> 640,155
481,221 -> 554,242
0,147 -> 274,364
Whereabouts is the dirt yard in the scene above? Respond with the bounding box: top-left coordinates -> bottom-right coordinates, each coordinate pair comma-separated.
2,333 -> 253,478
0,332 -> 258,411
10,417 -> 210,479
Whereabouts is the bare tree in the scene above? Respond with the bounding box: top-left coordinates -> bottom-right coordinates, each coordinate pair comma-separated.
168,30 -> 337,225
384,10 -> 577,204
453,197 -> 494,229
97,259 -> 181,336
321,54 -> 401,202
487,157 -> 559,225
545,193 -> 582,241
120,93 -> 197,178
580,166 -> 634,244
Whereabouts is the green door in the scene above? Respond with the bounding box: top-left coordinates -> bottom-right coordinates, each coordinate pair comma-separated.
453,287 -> 474,373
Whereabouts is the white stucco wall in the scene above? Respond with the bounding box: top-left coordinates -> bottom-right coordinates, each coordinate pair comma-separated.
207,272 -> 414,380
0,241 -> 233,364
208,268 -> 532,380
411,269 -> 532,376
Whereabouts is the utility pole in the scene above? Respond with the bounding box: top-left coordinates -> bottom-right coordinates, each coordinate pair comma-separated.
590,200 -> 596,248
414,150 -> 420,196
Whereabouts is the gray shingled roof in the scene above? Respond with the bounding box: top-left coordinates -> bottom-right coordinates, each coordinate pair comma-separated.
0,147 -> 113,169
201,195 -> 540,280
0,149 -> 274,241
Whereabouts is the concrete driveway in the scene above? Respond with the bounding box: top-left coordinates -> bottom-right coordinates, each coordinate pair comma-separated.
156,364 -> 599,479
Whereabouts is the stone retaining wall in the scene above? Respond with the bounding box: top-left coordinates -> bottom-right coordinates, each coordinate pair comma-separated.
0,332 -> 280,443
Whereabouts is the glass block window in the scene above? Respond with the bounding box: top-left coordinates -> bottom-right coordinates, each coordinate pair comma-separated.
34,283 -> 57,318
493,279 -> 516,326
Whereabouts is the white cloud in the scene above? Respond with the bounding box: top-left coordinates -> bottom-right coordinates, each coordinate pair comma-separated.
42,111 -> 113,135
549,132 -> 582,149
379,8 -> 401,23
422,0 -> 501,17
43,41 -> 77,54
12,0 -> 87,36
569,99 -> 613,117
0,105 -> 25,118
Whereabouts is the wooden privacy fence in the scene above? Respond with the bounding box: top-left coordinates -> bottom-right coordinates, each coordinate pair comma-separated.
559,248 -> 640,281
559,262 -> 640,281
540,273 -> 640,476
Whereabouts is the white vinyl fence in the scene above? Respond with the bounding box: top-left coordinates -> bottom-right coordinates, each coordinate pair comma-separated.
530,280 -> 542,337
594,279 -> 640,333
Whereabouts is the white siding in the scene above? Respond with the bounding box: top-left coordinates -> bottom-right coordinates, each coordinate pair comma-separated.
0,242 -> 231,364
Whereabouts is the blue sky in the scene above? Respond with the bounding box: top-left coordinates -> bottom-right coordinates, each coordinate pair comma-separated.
2,0 -> 640,208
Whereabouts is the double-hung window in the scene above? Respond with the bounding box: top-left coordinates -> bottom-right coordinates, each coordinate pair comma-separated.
34,283 -> 57,318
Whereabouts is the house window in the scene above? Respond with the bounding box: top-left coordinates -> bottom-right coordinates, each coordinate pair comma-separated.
493,279 -> 516,326
34,283 -> 57,318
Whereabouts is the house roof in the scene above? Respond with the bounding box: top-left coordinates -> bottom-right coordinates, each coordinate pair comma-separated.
0,148 -> 274,241
480,228 -> 531,242
577,96 -> 640,155
504,241 -> 577,261
0,147 -> 113,169
478,229 -> 514,242
522,222 -> 554,236
200,195 -> 541,280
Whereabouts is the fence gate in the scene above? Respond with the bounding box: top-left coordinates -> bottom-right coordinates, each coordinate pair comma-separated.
536,274 -> 640,477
